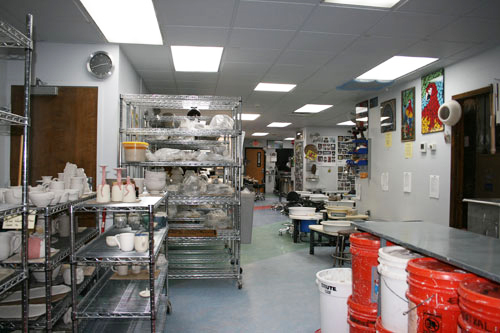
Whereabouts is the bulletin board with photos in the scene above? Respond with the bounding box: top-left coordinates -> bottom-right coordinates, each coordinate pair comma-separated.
337,135 -> 355,192
312,136 -> 336,166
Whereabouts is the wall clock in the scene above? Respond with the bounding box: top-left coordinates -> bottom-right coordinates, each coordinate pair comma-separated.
87,51 -> 114,79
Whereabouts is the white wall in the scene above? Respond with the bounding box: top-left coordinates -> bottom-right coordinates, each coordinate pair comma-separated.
357,46 -> 500,225
2,42 -> 143,185
302,126 -> 351,191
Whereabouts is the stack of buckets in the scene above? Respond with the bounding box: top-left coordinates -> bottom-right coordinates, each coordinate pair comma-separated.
348,233 -> 386,332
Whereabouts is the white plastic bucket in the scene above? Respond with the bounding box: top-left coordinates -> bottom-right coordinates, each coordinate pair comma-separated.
316,268 -> 352,333
377,246 -> 422,333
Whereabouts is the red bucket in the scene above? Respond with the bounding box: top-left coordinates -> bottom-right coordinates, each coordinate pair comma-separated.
406,257 -> 475,332
375,317 -> 392,333
348,295 -> 377,332
458,277 -> 500,332
350,233 -> 384,306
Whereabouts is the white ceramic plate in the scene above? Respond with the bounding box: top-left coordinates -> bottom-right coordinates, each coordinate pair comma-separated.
0,304 -> 46,319
0,285 -> 70,304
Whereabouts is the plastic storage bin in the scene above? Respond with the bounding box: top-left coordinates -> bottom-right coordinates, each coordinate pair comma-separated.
122,141 -> 149,162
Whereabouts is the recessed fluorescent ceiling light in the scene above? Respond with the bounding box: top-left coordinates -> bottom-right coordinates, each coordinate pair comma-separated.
240,114 -> 261,121
356,106 -> 368,113
284,137 -> 294,140
80,0 -> 162,44
337,120 -> 356,126
255,83 -> 296,92
267,122 -> 292,128
252,132 -> 269,136
357,56 -> 438,81
294,104 -> 333,114
356,117 -> 368,122
323,0 -> 401,8
171,46 -> 223,72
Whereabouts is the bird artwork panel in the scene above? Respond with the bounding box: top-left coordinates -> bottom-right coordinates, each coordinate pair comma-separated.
401,87 -> 416,141
421,69 -> 444,134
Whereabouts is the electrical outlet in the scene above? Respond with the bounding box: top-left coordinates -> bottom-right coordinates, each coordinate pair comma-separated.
420,142 -> 427,153
429,143 -> 437,151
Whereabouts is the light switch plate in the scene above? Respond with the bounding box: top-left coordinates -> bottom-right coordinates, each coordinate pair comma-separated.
420,142 -> 427,153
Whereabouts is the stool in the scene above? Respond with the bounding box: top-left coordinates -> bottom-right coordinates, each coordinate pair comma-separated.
332,229 -> 355,267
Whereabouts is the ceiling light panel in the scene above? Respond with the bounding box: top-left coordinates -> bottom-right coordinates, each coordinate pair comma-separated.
171,46 -> 223,72
294,104 -> 333,113
356,56 -> 439,81
255,83 -> 296,92
284,137 -> 294,140
337,120 -> 356,126
240,114 -> 261,121
80,0 -> 162,45
252,132 -> 269,136
267,122 -> 292,128
322,0 -> 401,8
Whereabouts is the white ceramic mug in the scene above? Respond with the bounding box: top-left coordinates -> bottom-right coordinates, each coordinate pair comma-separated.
106,236 -> 118,247
131,265 -> 142,274
66,189 -> 79,201
56,214 -> 71,237
0,232 -> 21,260
63,267 -> 83,285
134,178 -> 145,194
134,233 -> 149,253
112,265 -> 128,276
114,232 -> 135,252
49,179 -> 65,190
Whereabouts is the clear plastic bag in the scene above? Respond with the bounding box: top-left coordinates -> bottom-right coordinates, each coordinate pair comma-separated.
182,175 -> 207,195
209,115 -> 234,129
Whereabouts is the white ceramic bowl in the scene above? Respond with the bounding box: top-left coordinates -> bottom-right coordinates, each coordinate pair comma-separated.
145,170 -> 167,179
49,191 -> 62,205
32,264 -> 61,282
30,192 -> 55,207
321,220 -> 352,233
145,179 -> 166,193
106,236 -> 118,247
288,207 -> 316,216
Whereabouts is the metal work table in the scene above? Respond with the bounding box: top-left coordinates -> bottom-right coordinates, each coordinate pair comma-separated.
353,221 -> 500,283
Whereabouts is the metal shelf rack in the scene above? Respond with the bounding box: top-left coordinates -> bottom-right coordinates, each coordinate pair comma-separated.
69,193 -> 169,332
0,107 -> 28,126
0,14 -> 33,333
119,94 -> 243,289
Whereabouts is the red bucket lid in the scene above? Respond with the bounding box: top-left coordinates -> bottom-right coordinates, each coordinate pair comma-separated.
407,258 -> 474,282
347,295 -> 377,316
350,232 -> 380,247
459,277 -> 500,308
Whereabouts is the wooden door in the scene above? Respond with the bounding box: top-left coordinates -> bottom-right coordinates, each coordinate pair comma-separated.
245,148 -> 265,192
10,86 -> 98,188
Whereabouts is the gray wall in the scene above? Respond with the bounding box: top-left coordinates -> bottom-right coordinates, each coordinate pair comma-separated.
356,46 -> 500,225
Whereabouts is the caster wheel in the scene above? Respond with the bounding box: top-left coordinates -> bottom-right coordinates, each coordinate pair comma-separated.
240,267 -> 243,274
167,301 -> 173,314
238,282 -> 243,289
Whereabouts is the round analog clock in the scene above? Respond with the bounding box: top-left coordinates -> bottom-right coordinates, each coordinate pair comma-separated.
87,51 -> 114,79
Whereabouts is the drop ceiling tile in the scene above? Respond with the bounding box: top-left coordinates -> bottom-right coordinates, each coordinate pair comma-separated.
276,50 -> 333,66
234,1 -> 314,30
368,12 -> 455,38
303,5 -> 387,35
429,17 -> 500,43
288,32 -> 358,53
155,0 -> 236,27
220,62 -> 272,75
400,40 -> 478,59
223,48 -> 281,64
228,28 -> 296,49
121,45 -> 173,71
177,87 -> 217,95
33,19 -> 104,43
465,0 -> 500,19
346,35 -> 417,55
396,0 -> 483,16
263,64 -> 319,82
176,81 -> 218,90
163,26 -> 229,46
174,72 -> 219,82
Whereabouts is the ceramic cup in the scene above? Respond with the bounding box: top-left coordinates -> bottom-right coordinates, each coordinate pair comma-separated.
53,190 -> 69,204
114,232 -> 135,252
134,233 -> 149,253
28,236 -> 45,259
112,265 -> 128,276
96,184 -> 111,203
66,189 -> 79,201
0,232 -> 22,260
122,183 -> 136,203
111,183 -> 123,202
49,179 -> 65,191
131,265 -> 142,275
63,267 -> 83,285
4,188 -> 22,205
106,236 -> 118,247
134,178 -> 145,194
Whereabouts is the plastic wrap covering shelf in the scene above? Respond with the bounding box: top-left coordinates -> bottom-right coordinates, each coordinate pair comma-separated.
121,94 -> 240,110
122,127 -> 238,137
145,139 -> 226,149
125,161 -> 238,167
76,266 -> 167,319
0,107 -> 28,126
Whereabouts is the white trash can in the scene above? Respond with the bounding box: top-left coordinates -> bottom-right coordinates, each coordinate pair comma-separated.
316,268 -> 352,333
240,190 -> 255,244
377,246 -> 422,333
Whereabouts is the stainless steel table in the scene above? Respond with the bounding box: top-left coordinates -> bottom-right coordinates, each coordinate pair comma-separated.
353,221 -> 500,283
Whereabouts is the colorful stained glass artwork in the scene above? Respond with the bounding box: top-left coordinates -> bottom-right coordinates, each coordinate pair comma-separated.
421,69 -> 444,134
401,87 -> 416,141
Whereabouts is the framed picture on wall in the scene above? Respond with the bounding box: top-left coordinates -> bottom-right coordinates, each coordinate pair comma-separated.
380,98 -> 396,133
401,87 -> 416,141
421,68 -> 444,134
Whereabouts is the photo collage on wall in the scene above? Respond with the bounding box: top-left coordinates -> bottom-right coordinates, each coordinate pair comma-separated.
337,136 -> 352,163
312,136 -> 336,166
337,136 -> 355,192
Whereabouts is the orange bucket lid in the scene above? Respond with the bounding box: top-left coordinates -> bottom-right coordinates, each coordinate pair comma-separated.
122,141 -> 148,148
459,277 -> 500,308
350,232 -> 380,247
407,257 -> 474,281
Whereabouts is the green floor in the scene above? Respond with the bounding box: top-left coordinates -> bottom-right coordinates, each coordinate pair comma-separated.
241,221 -> 309,265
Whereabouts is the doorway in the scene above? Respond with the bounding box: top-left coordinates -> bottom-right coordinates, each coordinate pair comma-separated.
10,86 -> 98,188
245,147 -> 265,192
449,85 -> 500,229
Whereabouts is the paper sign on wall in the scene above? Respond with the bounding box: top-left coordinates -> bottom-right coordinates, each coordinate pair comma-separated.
404,172 -> 412,193
385,132 -> 392,148
381,172 -> 389,191
429,175 -> 440,199
404,142 -> 413,159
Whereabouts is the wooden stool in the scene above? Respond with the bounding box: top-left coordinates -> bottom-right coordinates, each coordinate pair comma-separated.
333,229 -> 355,267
